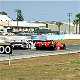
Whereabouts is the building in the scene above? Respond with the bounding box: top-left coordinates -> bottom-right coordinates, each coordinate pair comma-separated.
0,15 -> 12,22
0,15 -> 39,34
0,15 -> 77,35
38,22 -> 75,34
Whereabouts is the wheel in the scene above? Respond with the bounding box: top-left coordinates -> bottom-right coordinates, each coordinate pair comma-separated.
36,47 -> 40,50
28,43 -> 31,49
54,44 -> 57,50
49,46 -> 53,50
26,43 -> 28,48
63,44 -> 66,50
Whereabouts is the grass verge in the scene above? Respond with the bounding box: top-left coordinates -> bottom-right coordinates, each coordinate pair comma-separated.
0,53 -> 80,80
55,39 -> 80,45
0,39 -> 80,80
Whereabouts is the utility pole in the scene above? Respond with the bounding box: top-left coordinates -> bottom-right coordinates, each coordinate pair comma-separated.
67,13 -> 71,34
14,9 -> 20,30
8,20 -> 9,27
17,11 -> 18,28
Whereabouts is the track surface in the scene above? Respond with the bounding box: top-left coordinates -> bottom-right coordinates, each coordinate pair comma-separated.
0,44 -> 80,61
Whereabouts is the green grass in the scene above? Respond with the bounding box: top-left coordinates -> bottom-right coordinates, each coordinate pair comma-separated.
0,53 -> 80,80
55,39 -> 80,45
71,61 -> 80,64
0,43 -> 10,45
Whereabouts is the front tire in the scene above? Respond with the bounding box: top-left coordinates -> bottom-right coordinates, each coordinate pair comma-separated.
63,44 -> 66,50
28,43 -> 31,49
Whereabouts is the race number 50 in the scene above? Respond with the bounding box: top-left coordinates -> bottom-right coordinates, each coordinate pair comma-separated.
0,45 -> 12,54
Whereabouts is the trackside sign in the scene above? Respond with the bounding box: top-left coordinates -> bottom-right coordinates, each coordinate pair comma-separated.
0,45 -> 12,54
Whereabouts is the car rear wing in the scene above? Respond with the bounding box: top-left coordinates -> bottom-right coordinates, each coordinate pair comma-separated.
33,40 -> 55,42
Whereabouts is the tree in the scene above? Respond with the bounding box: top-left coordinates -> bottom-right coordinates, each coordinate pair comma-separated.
76,13 -> 80,34
15,9 -> 24,21
55,22 -> 63,35
73,19 -> 78,34
0,11 -> 7,15
17,10 -> 24,21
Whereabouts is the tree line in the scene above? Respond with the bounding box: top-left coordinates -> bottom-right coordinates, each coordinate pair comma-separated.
55,13 -> 80,34
73,13 -> 80,34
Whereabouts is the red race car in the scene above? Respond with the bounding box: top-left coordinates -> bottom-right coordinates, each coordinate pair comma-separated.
33,40 -> 66,50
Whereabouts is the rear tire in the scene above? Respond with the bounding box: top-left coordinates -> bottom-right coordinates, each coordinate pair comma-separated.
54,44 -> 57,50
28,43 -> 31,49
36,47 -> 39,50
49,46 -> 53,50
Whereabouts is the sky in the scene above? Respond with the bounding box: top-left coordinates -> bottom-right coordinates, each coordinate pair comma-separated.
0,1 -> 80,22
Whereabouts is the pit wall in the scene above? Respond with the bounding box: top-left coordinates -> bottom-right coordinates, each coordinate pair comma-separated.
64,34 -> 80,39
0,34 -> 80,43
47,34 -> 80,40
32,34 -> 80,40
46,35 -> 64,40
32,35 -> 65,40
0,36 -> 31,43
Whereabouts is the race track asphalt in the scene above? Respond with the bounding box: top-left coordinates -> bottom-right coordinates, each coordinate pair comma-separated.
0,44 -> 80,61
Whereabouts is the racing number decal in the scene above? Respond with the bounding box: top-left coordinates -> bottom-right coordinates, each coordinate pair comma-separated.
5,46 -> 11,53
0,45 -> 12,54
0,46 -> 4,53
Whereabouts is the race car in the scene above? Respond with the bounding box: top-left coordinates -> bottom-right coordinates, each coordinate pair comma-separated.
10,42 -> 28,49
10,40 -> 31,49
33,40 -> 66,50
